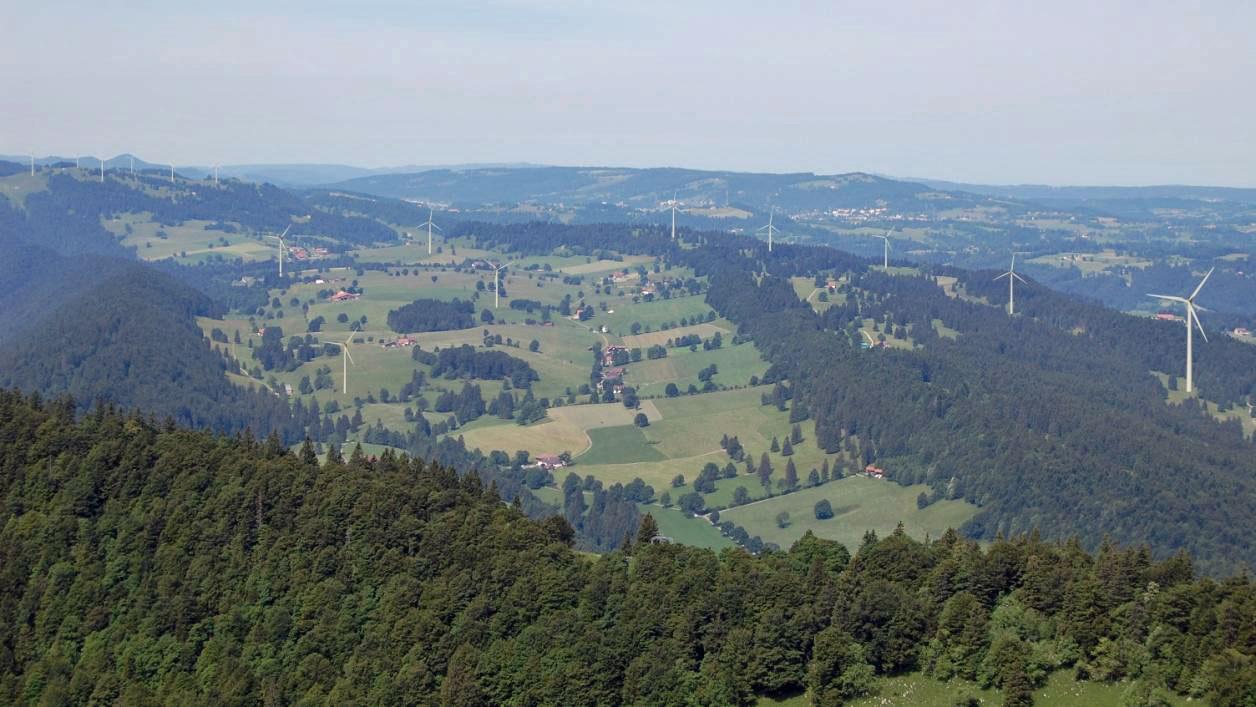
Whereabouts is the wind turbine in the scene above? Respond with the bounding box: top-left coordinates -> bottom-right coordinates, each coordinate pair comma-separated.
994,254 -> 1028,315
873,231 -> 891,268
330,331 -> 357,395
99,156 -> 105,182
420,208 -> 441,255
170,164 -> 175,183
757,207 -> 780,253
670,192 -> 680,241
1148,267 -> 1214,394
130,156 -> 134,176
267,225 -> 291,278
29,154 -> 34,176
212,165 -> 219,185
492,262 -> 507,308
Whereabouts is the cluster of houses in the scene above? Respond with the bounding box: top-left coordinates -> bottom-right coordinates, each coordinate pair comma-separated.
380,335 -> 417,349
288,245 -> 330,261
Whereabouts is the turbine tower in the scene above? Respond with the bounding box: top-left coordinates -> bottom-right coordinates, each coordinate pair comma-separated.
493,263 -> 507,308
994,254 -> 1028,315
757,207 -> 780,252
267,225 -> 292,278
421,208 -> 442,255
170,164 -> 175,183
130,156 -> 135,175
29,154 -> 35,176
99,156 -> 105,182
670,192 -> 679,241
873,231 -> 891,268
1149,267 -> 1214,394
213,165 -> 219,185
332,331 -> 356,395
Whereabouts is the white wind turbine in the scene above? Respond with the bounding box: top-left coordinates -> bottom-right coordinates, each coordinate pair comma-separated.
757,206 -> 780,252
873,231 -> 891,268
29,154 -> 35,176
492,262 -> 507,308
1149,267 -> 1214,394
267,225 -> 292,278
99,156 -> 105,182
669,192 -> 680,241
170,164 -> 175,183
329,331 -> 357,395
994,254 -> 1028,315
420,208 -> 442,255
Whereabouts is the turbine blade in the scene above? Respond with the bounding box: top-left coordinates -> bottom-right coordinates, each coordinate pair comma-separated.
994,272 -> 1010,281
1190,305 -> 1208,342
431,223 -> 443,232
1189,267 -> 1215,300
1147,294 -> 1186,302
1012,273 -> 1027,283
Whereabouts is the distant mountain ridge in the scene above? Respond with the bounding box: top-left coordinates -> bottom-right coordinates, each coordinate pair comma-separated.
324,165 -> 1015,214
0,155 -> 541,187
907,177 -> 1256,204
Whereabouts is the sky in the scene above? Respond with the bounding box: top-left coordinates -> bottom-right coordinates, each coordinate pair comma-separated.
4,1 -> 1254,186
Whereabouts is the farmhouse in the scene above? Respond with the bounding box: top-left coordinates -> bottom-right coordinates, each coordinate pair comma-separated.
864,464 -> 885,479
1234,328 -> 1252,337
602,345 -> 627,366
1155,312 -> 1180,322
535,454 -> 566,470
330,290 -> 360,302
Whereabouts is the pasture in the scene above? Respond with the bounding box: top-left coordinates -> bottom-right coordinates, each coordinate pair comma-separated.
719,477 -> 978,552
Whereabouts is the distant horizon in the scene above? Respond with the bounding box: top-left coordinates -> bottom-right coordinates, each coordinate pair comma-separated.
8,152 -> 1256,191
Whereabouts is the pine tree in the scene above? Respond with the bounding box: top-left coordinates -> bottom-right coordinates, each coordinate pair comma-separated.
784,459 -> 799,490
636,513 -> 659,544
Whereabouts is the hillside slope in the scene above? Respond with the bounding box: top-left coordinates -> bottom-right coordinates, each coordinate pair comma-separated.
1,390 -> 1253,704
0,251 -> 297,440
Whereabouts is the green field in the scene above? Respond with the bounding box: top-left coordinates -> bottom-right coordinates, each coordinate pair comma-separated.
109,214 -> 276,263
639,504 -> 733,550
719,476 -> 977,552
628,341 -> 767,393
577,426 -> 667,465
839,670 -> 1187,707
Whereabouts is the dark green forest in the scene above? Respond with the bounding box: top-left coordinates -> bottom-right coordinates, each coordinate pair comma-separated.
2,391 -> 1255,705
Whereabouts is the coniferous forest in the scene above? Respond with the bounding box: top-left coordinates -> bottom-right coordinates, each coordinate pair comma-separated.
1,391 -> 1255,705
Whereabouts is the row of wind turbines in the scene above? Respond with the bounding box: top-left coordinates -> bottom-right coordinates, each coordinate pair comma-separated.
993,253 -> 1217,395
26,153 -> 224,185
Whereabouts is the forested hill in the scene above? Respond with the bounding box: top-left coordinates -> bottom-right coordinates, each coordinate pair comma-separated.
0,248 -> 297,440
2,390 -> 1255,705
0,164 -> 397,256
327,165 -> 1014,213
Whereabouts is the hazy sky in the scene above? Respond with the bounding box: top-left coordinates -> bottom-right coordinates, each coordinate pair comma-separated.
5,1 -> 1254,185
